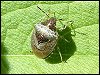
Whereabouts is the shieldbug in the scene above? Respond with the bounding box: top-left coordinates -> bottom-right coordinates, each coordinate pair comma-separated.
31,6 -> 58,59
31,6 -> 77,63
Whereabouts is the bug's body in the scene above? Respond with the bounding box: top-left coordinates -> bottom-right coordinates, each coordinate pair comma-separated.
31,17 -> 58,58
31,6 -> 77,63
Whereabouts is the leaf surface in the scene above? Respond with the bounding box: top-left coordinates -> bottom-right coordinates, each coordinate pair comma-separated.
1,1 -> 99,74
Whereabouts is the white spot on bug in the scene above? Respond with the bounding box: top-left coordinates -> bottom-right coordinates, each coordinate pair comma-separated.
35,23 -> 58,40
33,23 -> 58,51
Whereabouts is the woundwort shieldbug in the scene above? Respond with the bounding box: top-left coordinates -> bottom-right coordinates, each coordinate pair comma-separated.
31,6 -> 77,63
31,6 -> 58,59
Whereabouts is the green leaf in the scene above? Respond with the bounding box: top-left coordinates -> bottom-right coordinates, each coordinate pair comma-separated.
1,1 -> 99,74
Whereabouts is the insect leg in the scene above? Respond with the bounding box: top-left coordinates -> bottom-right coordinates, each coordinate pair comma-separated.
67,20 -> 76,36
58,19 -> 66,30
67,20 -> 87,36
59,35 -> 69,43
57,45 -> 62,62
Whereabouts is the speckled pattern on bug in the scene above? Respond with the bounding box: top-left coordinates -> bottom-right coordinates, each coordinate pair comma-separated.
31,17 -> 58,59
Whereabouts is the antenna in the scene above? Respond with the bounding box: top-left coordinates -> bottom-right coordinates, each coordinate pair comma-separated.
37,6 -> 49,17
